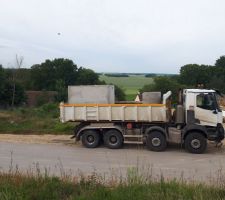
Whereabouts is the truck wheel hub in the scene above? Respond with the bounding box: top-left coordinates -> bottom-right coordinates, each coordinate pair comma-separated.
191,139 -> 201,149
87,135 -> 95,143
152,138 -> 161,147
110,136 -> 117,144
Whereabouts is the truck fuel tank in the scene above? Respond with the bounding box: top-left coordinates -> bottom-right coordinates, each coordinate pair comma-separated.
175,105 -> 184,124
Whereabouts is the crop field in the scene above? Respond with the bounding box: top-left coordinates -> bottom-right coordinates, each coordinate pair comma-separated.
99,75 -> 153,100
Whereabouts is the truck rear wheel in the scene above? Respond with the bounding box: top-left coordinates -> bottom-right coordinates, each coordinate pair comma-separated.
184,132 -> 207,154
104,129 -> 123,149
146,131 -> 167,152
81,130 -> 100,148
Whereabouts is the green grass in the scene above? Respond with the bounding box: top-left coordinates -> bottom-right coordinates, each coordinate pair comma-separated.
0,171 -> 225,200
100,75 -> 153,100
0,104 -> 74,134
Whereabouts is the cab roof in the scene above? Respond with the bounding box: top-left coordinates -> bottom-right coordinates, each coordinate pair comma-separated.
184,89 -> 215,93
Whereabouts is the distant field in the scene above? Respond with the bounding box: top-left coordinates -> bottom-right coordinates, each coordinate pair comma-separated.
99,75 -> 153,100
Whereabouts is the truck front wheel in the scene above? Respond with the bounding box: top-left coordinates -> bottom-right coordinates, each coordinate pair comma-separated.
184,132 -> 207,154
104,129 -> 123,149
81,130 -> 100,148
146,131 -> 167,152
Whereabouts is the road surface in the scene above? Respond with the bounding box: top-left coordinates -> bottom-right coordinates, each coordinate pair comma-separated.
1,140 -> 225,183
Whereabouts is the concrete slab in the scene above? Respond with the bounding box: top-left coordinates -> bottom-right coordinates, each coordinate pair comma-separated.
68,85 -> 115,104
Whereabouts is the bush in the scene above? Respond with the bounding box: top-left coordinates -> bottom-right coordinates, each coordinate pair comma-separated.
0,81 -> 26,108
0,104 -> 74,134
40,103 -> 59,118
114,85 -> 126,101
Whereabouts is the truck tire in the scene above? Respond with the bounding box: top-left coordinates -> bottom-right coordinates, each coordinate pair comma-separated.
184,132 -> 207,154
146,131 -> 167,152
104,129 -> 123,149
81,130 -> 100,148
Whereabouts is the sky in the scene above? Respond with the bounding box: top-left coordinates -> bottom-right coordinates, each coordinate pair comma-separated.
0,0 -> 225,73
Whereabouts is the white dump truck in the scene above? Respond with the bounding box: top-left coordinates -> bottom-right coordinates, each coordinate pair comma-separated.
60,86 -> 224,154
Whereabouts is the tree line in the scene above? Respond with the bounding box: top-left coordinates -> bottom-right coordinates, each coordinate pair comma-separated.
104,73 -> 129,77
0,58 -> 125,107
141,56 -> 225,101
1,55 -> 224,107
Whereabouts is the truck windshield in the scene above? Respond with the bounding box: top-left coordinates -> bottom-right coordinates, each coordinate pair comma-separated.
196,93 -> 221,111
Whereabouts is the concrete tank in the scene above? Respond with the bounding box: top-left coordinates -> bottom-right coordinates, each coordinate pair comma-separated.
68,85 -> 115,104
142,92 -> 162,104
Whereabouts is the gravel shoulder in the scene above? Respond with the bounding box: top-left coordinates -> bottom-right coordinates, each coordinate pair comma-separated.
0,124 -> 224,146
1,132 -> 225,183
0,140 -> 225,183
0,134 -> 74,145
1,132 -> 225,148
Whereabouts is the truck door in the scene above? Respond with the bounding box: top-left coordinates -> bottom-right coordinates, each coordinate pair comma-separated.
194,93 -> 218,126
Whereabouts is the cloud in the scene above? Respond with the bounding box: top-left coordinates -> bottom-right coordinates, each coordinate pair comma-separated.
0,0 -> 225,72
0,45 -> 9,48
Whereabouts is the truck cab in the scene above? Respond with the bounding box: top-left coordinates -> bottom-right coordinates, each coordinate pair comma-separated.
171,89 -> 224,153
183,89 -> 223,127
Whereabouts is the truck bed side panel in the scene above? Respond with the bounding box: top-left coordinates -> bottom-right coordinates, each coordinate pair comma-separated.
60,104 -> 167,123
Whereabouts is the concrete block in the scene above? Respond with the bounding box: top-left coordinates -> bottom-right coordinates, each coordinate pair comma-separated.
68,85 -> 115,104
142,92 -> 161,104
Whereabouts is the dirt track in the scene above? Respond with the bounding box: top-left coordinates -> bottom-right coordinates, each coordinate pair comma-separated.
1,134 -> 225,183
0,134 -> 74,145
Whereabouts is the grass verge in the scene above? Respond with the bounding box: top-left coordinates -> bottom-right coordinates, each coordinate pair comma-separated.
0,169 -> 225,200
0,103 -> 74,134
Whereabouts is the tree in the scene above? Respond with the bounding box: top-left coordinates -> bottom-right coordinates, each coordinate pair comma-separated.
208,56 -> 225,93
29,58 -> 103,104
179,64 -> 211,87
0,65 -> 26,107
30,58 -> 101,92
2,81 -> 26,107
54,79 -> 67,102
15,68 -> 32,89
114,85 -> 126,101
0,65 -> 5,82
30,58 -> 79,90
141,76 -> 186,102
208,75 -> 225,92
178,56 -> 225,92
11,55 -> 24,107
215,56 -> 225,68
76,68 -> 99,85
145,73 -> 157,78
0,65 -> 6,96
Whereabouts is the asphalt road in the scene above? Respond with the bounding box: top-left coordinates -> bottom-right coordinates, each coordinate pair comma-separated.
1,141 -> 225,183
